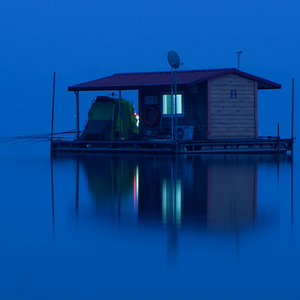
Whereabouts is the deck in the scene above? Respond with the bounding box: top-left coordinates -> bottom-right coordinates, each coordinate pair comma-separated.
51,137 -> 293,154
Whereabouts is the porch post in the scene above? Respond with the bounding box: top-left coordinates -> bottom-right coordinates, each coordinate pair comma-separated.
170,68 -> 174,140
75,91 -> 80,140
174,69 -> 178,140
291,78 -> 295,150
254,81 -> 258,138
50,72 -> 56,152
119,90 -> 122,141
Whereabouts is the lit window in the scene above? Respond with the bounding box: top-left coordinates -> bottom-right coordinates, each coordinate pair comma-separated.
162,93 -> 184,116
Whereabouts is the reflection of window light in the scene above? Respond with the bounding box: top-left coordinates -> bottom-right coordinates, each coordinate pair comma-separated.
162,179 -> 168,224
176,181 -> 182,225
162,94 -> 183,116
162,179 -> 182,226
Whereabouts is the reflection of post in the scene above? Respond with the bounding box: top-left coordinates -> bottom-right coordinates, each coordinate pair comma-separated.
110,155 -> 114,218
277,156 -> 280,185
134,155 -> 138,215
291,155 -> 294,233
118,157 -> 121,220
50,155 -> 55,239
75,156 -> 79,217
168,157 -> 179,261
170,159 -> 173,222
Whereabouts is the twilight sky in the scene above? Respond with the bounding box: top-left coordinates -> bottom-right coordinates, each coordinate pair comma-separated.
1,0 -> 299,137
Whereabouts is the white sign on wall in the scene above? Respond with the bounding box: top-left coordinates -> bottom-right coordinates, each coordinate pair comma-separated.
145,96 -> 157,105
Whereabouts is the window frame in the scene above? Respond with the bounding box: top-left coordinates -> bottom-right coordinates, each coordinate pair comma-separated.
161,92 -> 185,117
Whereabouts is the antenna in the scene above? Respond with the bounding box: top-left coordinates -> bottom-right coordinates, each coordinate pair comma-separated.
236,51 -> 242,69
167,51 -> 180,69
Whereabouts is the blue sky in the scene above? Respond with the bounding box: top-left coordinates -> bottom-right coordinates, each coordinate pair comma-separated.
1,0 -> 299,137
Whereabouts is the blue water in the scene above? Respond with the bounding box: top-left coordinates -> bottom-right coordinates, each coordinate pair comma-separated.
0,142 -> 299,300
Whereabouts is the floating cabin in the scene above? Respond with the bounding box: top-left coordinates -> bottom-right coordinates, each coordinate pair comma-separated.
51,68 -> 293,154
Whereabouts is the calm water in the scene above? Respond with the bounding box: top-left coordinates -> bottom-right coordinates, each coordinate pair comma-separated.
0,143 -> 299,300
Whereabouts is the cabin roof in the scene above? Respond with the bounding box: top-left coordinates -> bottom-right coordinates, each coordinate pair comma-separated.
68,68 -> 281,92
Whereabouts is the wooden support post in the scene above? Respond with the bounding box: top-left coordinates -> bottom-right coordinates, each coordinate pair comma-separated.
50,72 -> 56,152
291,78 -> 295,154
174,69 -> 178,141
119,90 -> 122,141
75,91 -> 80,140
170,68 -> 174,140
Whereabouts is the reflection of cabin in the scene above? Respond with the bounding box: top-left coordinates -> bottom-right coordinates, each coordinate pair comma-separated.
207,156 -> 257,228
77,154 -> 258,229
137,155 -> 257,229
68,68 -> 281,140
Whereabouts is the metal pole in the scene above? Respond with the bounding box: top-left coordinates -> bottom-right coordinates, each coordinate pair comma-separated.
291,78 -> 295,154
174,70 -> 178,141
75,91 -> 80,140
119,90 -> 122,141
170,68 -> 174,140
236,51 -> 242,70
50,72 -> 56,151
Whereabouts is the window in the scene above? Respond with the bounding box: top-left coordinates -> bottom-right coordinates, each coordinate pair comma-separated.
162,93 -> 184,116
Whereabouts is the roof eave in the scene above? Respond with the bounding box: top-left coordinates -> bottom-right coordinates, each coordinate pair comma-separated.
186,68 -> 281,90
67,83 -> 177,92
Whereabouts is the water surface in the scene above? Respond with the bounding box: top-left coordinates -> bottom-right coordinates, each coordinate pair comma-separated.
0,143 -> 298,299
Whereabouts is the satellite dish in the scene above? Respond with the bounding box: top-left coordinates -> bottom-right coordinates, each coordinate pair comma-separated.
167,51 -> 180,69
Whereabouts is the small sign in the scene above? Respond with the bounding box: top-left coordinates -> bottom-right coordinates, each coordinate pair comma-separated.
231,90 -> 237,98
145,96 -> 157,105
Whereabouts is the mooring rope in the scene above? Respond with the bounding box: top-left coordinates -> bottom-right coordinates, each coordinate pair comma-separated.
0,129 -> 77,148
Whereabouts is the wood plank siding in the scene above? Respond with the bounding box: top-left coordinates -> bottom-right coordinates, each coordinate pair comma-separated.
209,74 -> 256,139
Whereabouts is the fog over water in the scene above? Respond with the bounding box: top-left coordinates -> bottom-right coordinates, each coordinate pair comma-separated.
1,0 -> 300,298
0,141 -> 299,299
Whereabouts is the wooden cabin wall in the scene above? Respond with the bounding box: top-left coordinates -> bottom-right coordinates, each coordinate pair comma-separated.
182,82 -> 207,140
138,83 -> 207,139
209,74 -> 256,139
139,87 -> 164,134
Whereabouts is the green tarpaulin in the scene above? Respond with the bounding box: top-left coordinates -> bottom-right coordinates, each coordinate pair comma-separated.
79,96 -> 137,141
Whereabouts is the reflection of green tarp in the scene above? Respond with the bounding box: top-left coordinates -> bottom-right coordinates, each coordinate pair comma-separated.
79,96 -> 137,141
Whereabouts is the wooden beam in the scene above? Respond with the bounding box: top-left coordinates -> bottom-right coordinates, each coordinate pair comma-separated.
75,91 -> 79,140
254,81 -> 258,138
206,81 -> 211,139
119,90 -> 121,141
